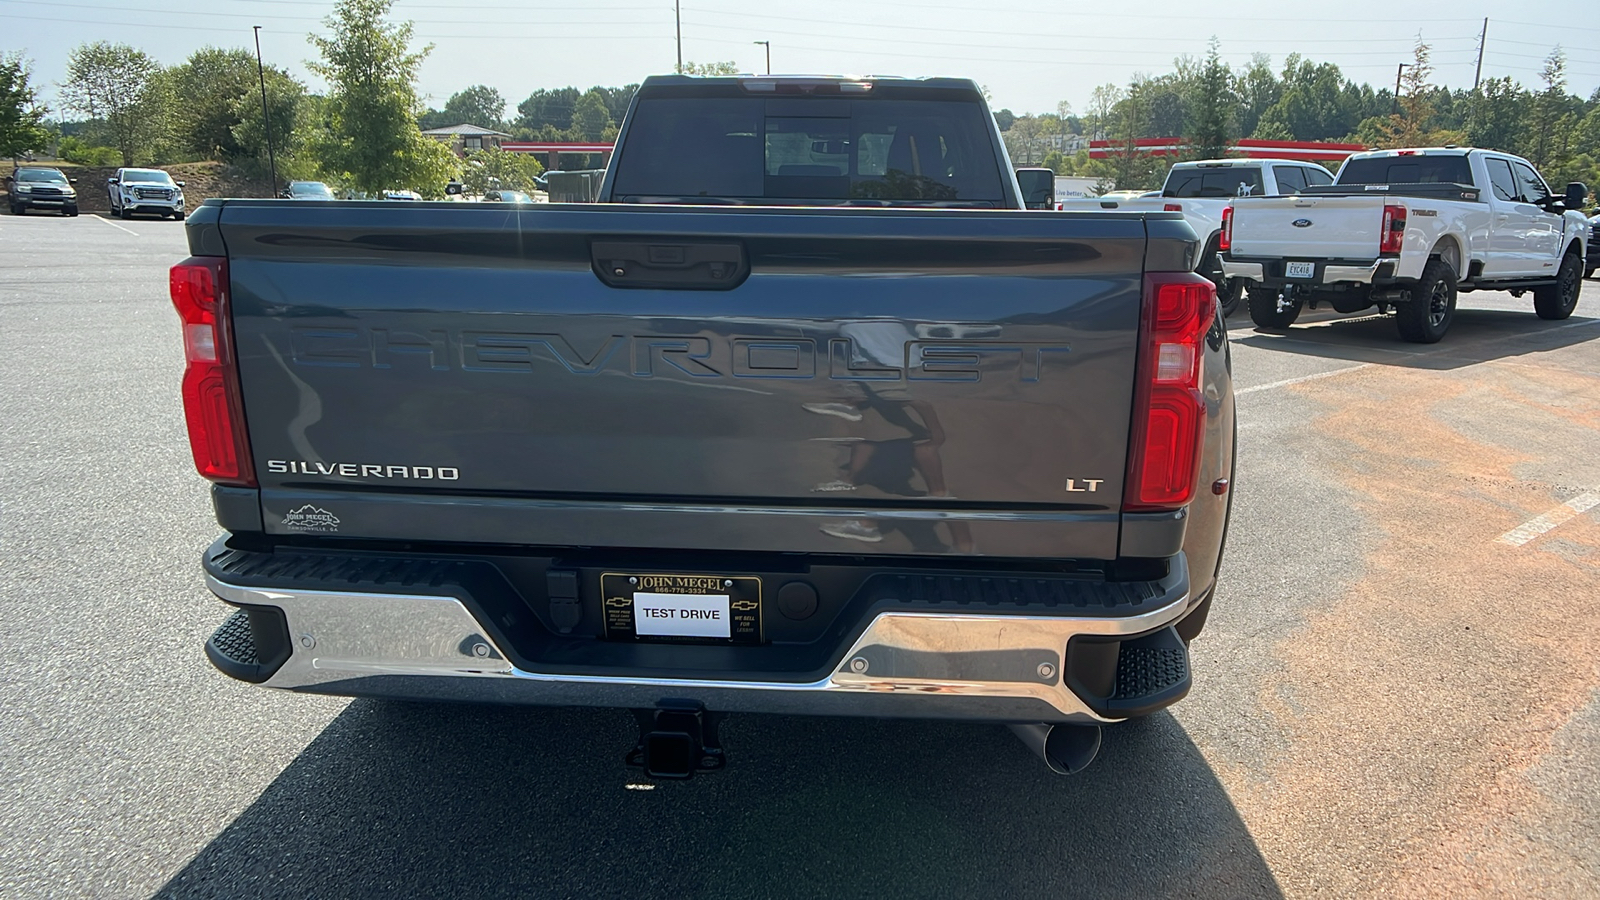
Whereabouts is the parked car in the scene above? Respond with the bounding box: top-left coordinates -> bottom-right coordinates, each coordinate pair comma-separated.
8,166 -> 79,216
1059,159 -> 1337,317
282,181 -> 335,200
381,190 -> 421,201
108,168 -> 185,220
1221,146 -> 1588,342
482,189 -> 534,203
175,74 -> 1235,779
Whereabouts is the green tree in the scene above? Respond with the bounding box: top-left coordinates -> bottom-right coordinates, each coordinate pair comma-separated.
0,53 -> 50,160
570,88 -> 612,140
230,68 -> 313,185
60,41 -> 171,166
1464,76 -> 1527,154
1235,53 -> 1280,138
1188,37 -> 1235,158
682,60 -> 739,75
308,0 -> 458,195
993,108 -> 1016,131
1378,38 -> 1436,148
1527,48 -> 1576,172
171,47 -> 259,160
516,86 -> 580,133
460,146 -> 544,194
442,84 -> 505,128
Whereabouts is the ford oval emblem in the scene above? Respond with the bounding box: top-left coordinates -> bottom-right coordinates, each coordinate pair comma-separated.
1292,218 -> 1313,228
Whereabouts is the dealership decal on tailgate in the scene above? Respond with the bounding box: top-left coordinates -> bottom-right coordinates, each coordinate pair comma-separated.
601,574 -> 763,643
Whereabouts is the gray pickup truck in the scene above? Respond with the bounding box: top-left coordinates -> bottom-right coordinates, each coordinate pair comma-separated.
173,75 -> 1235,777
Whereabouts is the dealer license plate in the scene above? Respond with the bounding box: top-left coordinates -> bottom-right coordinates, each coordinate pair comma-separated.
1285,261 -> 1315,279
601,573 -> 763,643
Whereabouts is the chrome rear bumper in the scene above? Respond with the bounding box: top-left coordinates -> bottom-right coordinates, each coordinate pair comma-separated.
1221,257 -> 1397,285
206,571 -> 1193,725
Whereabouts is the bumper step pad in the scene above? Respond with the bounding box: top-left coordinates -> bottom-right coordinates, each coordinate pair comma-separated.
1103,626 -> 1193,718
204,605 -> 293,684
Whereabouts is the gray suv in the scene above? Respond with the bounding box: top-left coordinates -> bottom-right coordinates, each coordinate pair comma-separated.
107,168 -> 185,219
7,167 -> 79,216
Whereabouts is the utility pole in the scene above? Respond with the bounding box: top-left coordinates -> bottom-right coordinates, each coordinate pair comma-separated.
252,26 -> 279,196
1474,18 -> 1488,91
1392,63 -> 1409,114
754,40 -> 770,75
675,0 -> 682,74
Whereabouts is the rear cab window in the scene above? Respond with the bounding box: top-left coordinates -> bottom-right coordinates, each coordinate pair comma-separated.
610,83 -> 1006,206
1337,154 -> 1472,186
1272,166 -> 1307,194
1163,166 -> 1264,198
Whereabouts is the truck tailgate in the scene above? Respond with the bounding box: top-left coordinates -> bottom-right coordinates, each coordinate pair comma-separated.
1230,195 -> 1383,259
211,202 -> 1156,558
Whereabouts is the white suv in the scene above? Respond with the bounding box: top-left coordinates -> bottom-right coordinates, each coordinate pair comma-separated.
107,168 -> 186,220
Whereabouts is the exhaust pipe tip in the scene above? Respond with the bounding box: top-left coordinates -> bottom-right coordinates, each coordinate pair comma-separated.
1009,723 -> 1102,775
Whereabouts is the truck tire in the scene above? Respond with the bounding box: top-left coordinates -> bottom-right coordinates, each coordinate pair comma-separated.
119,206 -> 133,220
1533,253 -> 1582,320
1198,237 -> 1244,318
1396,259 -> 1457,343
1247,286 -> 1301,329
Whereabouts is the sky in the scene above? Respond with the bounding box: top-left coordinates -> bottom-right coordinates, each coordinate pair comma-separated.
5,0 -> 1600,120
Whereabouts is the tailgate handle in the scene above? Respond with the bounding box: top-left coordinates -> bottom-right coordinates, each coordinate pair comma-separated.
592,240 -> 749,290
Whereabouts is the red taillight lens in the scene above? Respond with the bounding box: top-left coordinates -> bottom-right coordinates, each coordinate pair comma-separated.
1126,273 -> 1215,512
1163,203 -> 1182,212
1379,204 -> 1406,254
170,257 -> 255,486
1218,205 -> 1233,252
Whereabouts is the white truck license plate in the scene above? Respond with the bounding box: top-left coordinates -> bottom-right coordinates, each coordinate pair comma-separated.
633,592 -> 732,638
1285,262 -> 1315,278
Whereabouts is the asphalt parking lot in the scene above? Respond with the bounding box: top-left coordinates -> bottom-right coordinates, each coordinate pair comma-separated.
2,211 -> 1598,899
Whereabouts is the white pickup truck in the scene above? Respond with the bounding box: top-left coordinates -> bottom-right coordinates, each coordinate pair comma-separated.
1221,147 -> 1589,342
1060,159 -> 1335,316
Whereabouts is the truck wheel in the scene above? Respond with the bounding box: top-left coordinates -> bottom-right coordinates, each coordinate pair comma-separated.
9,204 -> 22,216
119,207 -> 133,220
1247,286 -> 1301,329
1396,259 -> 1457,343
1533,253 -> 1582,320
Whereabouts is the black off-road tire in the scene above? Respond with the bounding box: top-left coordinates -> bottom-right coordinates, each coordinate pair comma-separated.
174,211 -> 185,221
1533,253 -> 1582,320
1396,259 -> 1457,343
10,204 -> 23,216
118,206 -> 132,220
1247,286 -> 1301,329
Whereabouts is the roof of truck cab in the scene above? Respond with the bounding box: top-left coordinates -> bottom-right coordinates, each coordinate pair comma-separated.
637,74 -> 982,91
1170,158 -> 1328,168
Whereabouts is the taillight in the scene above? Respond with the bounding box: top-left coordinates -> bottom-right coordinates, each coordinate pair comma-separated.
1219,205 -> 1233,252
1164,203 -> 1183,212
1379,204 -> 1406,254
170,256 -> 255,486
1125,272 -> 1215,512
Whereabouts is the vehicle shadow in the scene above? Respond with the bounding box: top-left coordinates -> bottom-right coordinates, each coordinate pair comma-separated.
1231,308 -> 1600,370
154,701 -> 1281,900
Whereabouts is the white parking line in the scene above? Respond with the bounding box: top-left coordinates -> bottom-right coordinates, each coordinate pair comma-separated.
1236,364 -> 1373,395
93,215 -> 139,236
1495,492 -> 1600,547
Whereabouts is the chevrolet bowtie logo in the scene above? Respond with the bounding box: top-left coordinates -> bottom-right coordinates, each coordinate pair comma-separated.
605,597 -> 631,608
731,600 -> 758,611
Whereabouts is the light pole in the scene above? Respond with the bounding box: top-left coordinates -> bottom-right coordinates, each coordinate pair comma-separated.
674,0 -> 682,74
753,40 -> 770,75
252,26 -> 279,196
1391,62 -> 1410,114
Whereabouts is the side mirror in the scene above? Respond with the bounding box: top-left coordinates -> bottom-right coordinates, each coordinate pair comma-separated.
175,181 -> 186,188
1016,167 -> 1055,210
69,177 -> 78,184
445,181 -> 464,196
1565,182 -> 1587,210
107,178 -> 119,185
